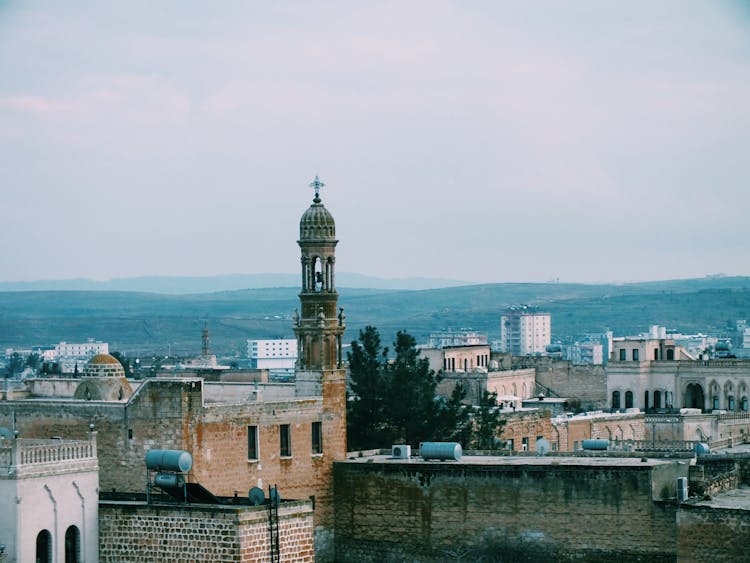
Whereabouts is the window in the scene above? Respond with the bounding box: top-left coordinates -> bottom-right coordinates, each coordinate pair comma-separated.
521,437 -> 529,451
632,349 -> 639,361
247,425 -> 259,460
644,390 -> 649,410
128,428 -> 133,440
36,530 -> 52,563
312,421 -> 322,454
728,396 -> 735,411
713,396 -> 720,410
742,396 -> 749,412
654,349 -> 659,361
619,349 -> 626,361
654,390 -> 662,409
507,439 -> 514,451
280,424 -> 291,457
612,391 -> 621,409
65,525 -> 81,563
625,390 -> 634,409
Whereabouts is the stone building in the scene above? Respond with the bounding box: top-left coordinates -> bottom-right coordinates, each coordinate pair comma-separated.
0,179 -> 348,553
334,452 -> 689,562
0,434 -> 99,563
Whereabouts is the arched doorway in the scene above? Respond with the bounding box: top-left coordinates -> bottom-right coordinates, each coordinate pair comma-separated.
684,383 -> 705,411
65,525 -> 81,563
36,529 -> 52,563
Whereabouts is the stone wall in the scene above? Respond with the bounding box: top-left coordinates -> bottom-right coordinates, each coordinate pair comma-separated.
677,505 -> 750,563
99,499 -> 314,563
333,459 -> 685,562
517,357 -> 607,410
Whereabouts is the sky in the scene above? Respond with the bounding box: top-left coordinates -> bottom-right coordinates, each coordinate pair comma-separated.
1,1 -> 749,284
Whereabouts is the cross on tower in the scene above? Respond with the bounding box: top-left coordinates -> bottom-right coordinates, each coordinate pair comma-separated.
309,175 -> 325,202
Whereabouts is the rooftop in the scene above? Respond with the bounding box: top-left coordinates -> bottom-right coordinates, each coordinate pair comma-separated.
343,453 -> 680,468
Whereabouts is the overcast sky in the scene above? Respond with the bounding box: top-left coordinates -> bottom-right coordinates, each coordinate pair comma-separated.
1,1 -> 749,284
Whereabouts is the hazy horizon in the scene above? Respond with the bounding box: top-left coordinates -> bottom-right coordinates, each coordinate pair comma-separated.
2,2 -> 749,284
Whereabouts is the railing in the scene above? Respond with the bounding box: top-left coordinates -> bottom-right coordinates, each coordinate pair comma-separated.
0,438 -> 96,471
628,439 -> 699,452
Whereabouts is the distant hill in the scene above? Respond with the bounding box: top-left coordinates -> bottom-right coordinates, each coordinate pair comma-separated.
0,273 -> 473,293
1,276 -> 749,358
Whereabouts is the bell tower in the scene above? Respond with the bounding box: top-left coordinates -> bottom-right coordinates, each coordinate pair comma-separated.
294,176 -> 345,373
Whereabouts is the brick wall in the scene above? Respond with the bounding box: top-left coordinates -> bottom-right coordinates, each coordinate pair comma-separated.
99,499 -> 314,563
334,459 -> 683,562
677,505 -> 750,563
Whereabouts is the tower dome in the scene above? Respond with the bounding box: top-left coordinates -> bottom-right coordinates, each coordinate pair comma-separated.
299,176 -> 336,241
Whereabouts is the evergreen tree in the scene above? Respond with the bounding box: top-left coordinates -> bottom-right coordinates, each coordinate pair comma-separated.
470,390 -> 506,450
346,326 -> 388,450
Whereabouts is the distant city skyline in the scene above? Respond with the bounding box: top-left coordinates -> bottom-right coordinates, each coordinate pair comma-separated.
1,2 -> 749,284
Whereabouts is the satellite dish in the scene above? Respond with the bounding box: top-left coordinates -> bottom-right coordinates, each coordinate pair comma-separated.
269,487 -> 282,504
248,487 -> 265,506
535,439 -> 551,456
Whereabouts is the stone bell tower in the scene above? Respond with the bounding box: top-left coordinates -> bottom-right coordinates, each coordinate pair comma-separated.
294,176 -> 346,396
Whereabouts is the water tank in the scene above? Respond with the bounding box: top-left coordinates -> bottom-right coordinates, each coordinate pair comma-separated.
694,442 -> 711,455
420,442 -> 462,461
145,449 -> 193,473
154,472 -> 185,488
581,439 -> 609,451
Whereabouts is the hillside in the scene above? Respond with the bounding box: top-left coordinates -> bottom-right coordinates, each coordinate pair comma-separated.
1,277 -> 749,357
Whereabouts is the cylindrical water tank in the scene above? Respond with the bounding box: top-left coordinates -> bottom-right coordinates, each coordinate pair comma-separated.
420,442 -> 462,461
154,472 -> 185,488
581,439 -> 609,451
145,449 -> 193,472
694,442 -> 710,455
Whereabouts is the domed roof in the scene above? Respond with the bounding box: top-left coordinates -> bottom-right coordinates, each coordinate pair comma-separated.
300,176 -> 336,241
300,199 -> 336,241
89,354 -> 121,365
83,354 -> 125,378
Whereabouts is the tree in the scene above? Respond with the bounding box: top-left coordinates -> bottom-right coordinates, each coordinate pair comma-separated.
470,390 -> 506,450
347,326 -> 389,450
385,331 -> 447,445
346,327 -> 502,451
7,353 -> 24,377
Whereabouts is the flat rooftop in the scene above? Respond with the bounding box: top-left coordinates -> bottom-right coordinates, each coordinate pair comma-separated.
691,486 -> 750,510
343,454 -> 680,468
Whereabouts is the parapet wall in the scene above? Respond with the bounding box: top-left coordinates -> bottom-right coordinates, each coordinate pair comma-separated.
334,458 -> 685,562
99,499 -> 314,563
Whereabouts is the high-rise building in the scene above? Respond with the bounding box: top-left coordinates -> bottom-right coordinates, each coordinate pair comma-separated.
499,305 -> 551,356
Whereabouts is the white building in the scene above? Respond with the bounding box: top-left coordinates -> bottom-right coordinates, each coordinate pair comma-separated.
428,330 -> 488,348
47,340 -> 109,374
247,339 -> 297,377
564,341 -> 604,365
500,306 -> 551,356
0,434 -> 99,563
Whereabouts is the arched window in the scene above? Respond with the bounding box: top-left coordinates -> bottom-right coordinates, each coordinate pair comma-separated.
742,396 -> 749,412
65,525 -> 81,563
653,390 -> 662,409
644,390 -> 649,410
36,529 -> 52,563
666,349 -> 674,360
713,395 -> 720,410
612,391 -> 621,409
728,396 -> 735,411
625,391 -> 634,409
